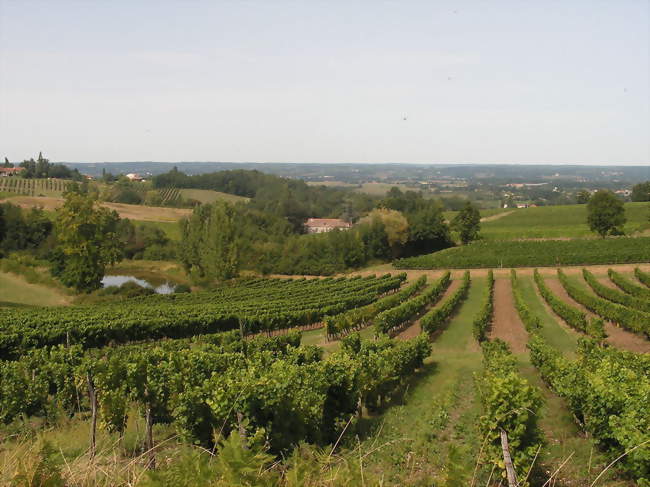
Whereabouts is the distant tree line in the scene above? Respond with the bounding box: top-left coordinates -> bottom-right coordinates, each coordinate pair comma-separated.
12,152 -> 83,180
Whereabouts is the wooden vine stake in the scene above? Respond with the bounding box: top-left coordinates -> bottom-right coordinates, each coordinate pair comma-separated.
500,428 -> 519,487
86,372 -> 97,459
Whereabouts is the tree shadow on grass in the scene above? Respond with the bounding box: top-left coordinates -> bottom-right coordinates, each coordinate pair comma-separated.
354,360 -> 439,440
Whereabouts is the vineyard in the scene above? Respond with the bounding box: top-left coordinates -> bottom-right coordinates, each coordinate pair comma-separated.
395,237 -> 650,269
1,266 -> 649,485
157,187 -> 181,205
0,177 -> 71,197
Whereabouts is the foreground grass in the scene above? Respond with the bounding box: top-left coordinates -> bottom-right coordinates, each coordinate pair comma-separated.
358,277 -> 485,485
0,270 -> 70,307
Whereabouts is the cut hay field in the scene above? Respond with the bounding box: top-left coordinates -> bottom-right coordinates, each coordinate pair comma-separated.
0,195 -> 191,222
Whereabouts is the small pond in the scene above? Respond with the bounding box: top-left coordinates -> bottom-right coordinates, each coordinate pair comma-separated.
101,275 -> 177,294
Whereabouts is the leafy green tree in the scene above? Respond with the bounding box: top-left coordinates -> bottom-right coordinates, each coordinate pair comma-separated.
179,202 -> 240,282
576,190 -> 591,204
3,157 -> 12,168
405,204 -> 452,255
51,192 -> 123,291
587,190 -> 626,237
451,201 -> 481,244
630,181 -> 650,202
359,216 -> 390,260
359,208 -> 408,257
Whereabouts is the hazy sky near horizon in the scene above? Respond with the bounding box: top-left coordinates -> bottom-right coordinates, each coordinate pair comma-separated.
1,1 -> 648,164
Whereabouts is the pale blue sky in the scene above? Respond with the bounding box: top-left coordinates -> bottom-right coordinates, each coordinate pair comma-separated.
0,0 -> 648,164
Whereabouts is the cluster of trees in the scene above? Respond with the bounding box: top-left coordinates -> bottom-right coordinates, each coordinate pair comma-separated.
0,188 -> 131,292
631,181 -> 650,202
153,167 -> 376,228
11,152 -> 83,180
0,203 -> 53,255
177,195 -> 483,279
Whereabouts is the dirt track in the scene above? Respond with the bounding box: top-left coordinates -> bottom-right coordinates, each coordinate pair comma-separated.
544,276 -> 650,354
490,278 -> 529,354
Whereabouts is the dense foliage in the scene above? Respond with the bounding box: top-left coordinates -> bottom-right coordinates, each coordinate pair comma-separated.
451,200 -> 481,244
630,181 -> 650,202
528,337 -> 650,480
0,202 -> 52,255
18,152 -> 82,180
587,190 -> 626,237
0,330 -> 430,457
0,275 -> 403,358
475,340 -> 543,483
49,192 -> 123,291
394,237 -> 650,269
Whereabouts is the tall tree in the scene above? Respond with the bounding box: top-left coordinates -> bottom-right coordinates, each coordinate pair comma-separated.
452,201 -> 481,245
405,204 -> 452,255
51,192 -> 123,291
587,190 -> 626,237
179,202 -> 241,282
359,208 -> 408,258
2,157 -> 12,168
631,181 -> 650,202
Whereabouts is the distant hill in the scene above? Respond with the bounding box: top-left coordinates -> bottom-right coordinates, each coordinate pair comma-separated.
62,162 -> 650,185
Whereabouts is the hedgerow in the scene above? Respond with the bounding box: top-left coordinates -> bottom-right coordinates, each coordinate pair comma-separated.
394,237 -> 650,269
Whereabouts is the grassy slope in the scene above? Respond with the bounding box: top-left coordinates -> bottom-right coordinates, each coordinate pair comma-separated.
0,271 -> 70,307
360,277 -> 485,485
178,188 -> 249,204
481,202 -> 650,240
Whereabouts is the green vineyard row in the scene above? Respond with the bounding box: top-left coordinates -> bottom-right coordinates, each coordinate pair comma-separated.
394,237 -> 650,269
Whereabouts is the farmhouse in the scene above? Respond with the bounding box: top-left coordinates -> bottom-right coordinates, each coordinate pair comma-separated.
304,218 -> 352,234
0,167 -> 25,177
125,173 -> 144,181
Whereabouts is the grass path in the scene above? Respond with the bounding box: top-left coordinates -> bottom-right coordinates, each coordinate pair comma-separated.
0,271 -> 70,307
359,277 -> 485,485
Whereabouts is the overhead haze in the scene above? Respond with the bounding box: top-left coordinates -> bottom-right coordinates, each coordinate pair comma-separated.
0,0 -> 648,164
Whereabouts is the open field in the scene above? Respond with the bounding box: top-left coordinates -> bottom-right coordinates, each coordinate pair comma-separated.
178,188 -> 249,204
481,202 -> 650,239
0,195 -> 191,222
